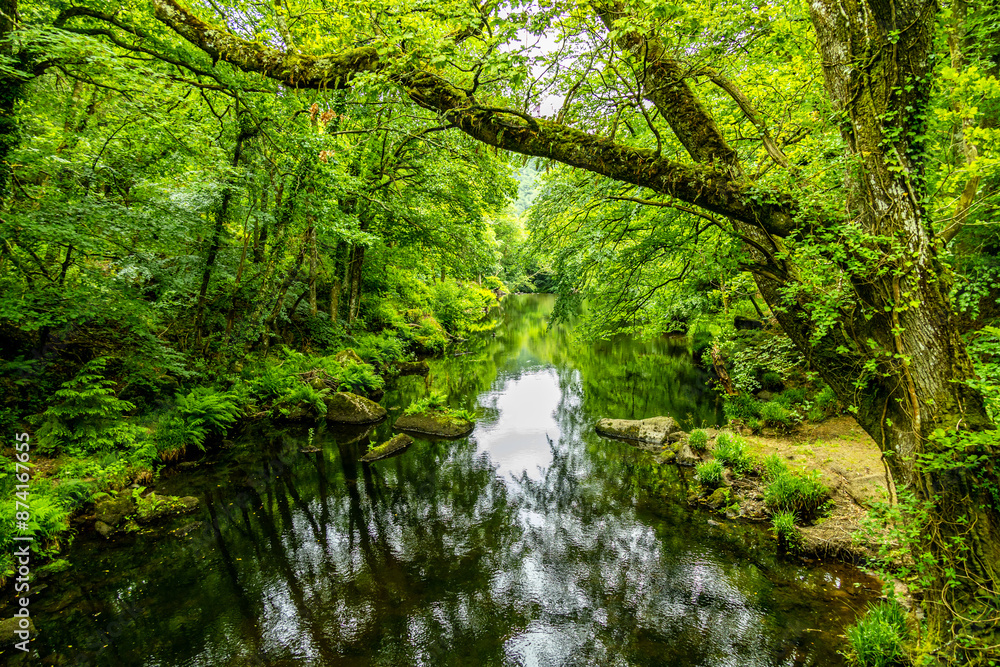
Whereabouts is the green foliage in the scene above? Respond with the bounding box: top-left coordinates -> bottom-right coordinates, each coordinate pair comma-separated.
764,470 -> 828,518
688,429 -> 708,452
276,382 -> 330,418
695,459 -> 724,488
843,600 -> 909,667
714,432 -> 754,474
34,358 -> 137,455
761,371 -> 783,391
404,390 -> 475,422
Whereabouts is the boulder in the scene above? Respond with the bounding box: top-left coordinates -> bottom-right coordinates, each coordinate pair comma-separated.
707,487 -> 730,510
676,443 -> 699,467
324,392 -> 387,424
394,411 -> 474,438
361,434 -> 414,463
94,520 -> 115,538
94,495 -> 136,528
396,360 -> 430,376
595,416 -> 681,444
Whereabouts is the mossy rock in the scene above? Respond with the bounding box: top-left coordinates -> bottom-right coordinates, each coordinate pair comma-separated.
334,349 -> 365,365
324,392 -> 387,424
394,410 -> 474,438
0,616 -> 34,643
135,494 -> 199,524
595,416 -> 681,445
360,434 -> 414,462
396,360 -> 430,376
707,487 -> 730,510
94,494 -> 136,528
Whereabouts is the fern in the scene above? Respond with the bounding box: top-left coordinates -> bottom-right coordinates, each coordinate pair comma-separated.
35,358 -> 136,455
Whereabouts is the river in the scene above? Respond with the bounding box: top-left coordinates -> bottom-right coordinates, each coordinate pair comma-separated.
20,294 -> 880,666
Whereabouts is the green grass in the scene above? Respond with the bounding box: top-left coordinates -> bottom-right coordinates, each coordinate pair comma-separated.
843,600 -> 909,667
764,470 -> 828,518
696,459 -> 724,488
688,429 -> 708,452
714,432 -> 754,474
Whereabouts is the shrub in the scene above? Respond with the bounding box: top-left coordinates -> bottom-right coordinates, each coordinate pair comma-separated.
714,432 -> 753,474
843,600 -> 909,667
777,387 -> 807,406
696,459 -> 724,488
688,429 -> 708,452
764,470 -> 828,518
807,406 -> 826,422
816,384 -> 837,407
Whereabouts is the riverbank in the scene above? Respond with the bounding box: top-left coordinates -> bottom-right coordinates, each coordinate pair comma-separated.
690,416 -> 893,561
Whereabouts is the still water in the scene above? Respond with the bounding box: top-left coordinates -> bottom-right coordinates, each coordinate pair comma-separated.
22,295 -> 879,666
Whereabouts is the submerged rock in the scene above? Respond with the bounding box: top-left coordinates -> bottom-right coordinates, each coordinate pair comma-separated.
396,360 -> 430,376
94,520 -> 114,538
324,392 -> 387,424
676,443 -> 699,467
394,411 -> 474,438
361,434 -> 414,462
595,416 -> 681,445
94,495 -> 136,529
0,616 -> 34,643
135,494 -> 199,524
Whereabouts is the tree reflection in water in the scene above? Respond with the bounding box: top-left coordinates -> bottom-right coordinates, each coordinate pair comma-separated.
28,295 -> 879,667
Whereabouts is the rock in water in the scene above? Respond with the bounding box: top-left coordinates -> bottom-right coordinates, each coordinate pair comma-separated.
94,495 -> 136,528
595,416 -> 681,444
360,434 -> 414,462
394,411 -> 474,438
324,392 -> 387,424
396,360 -> 430,376
676,443 -> 699,467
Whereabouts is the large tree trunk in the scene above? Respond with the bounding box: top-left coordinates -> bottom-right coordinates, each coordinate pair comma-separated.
799,1 -> 1000,658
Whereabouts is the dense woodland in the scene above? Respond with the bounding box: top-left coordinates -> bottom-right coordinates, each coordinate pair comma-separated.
2,0 -> 1000,664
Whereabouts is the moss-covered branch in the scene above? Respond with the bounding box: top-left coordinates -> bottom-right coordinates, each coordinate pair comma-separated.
143,0 -> 801,237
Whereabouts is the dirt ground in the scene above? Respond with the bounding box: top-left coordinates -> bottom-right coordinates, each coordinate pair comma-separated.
700,416 -> 895,561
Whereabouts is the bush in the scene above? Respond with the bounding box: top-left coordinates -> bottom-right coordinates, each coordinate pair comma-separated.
843,600 -> 909,667
696,459 -> 724,488
714,432 -> 753,473
764,470 -> 828,518
34,358 -> 137,455
688,429 -> 708,452
807,406 -> 826,422
776,387 -> 807,407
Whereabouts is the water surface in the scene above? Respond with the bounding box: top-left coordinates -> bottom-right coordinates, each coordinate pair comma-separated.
17,295 -> 879,666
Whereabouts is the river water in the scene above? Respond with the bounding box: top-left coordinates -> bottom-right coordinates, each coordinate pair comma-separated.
20,294 -> 880,666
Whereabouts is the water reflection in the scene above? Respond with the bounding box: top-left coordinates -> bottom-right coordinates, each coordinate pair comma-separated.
20,295 -> 878,666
